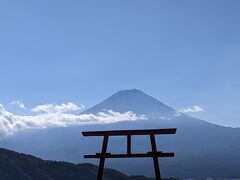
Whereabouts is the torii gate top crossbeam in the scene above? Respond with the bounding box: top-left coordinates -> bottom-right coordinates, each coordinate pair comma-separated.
82,128 -> 176,136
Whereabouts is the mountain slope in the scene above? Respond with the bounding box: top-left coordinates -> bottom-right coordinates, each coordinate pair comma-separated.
82,89 -> 175,118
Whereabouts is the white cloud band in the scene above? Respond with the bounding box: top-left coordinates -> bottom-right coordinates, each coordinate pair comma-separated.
0,103 -> 146,138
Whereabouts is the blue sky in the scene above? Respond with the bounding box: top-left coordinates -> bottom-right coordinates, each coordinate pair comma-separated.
0,0 -> 240,127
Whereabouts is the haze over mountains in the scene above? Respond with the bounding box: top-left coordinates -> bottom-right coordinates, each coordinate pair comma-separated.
1,89 -> 240,178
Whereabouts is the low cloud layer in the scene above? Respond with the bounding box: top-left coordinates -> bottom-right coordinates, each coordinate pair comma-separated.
0,103 -> 146,138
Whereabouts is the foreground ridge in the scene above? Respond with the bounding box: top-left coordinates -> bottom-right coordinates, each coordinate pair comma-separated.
0,148 -> 178,180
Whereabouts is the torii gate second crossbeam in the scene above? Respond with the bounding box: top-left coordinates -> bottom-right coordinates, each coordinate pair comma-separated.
82,128 -> 177,180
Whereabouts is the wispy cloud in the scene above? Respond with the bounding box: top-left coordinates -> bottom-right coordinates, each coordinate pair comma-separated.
159,116 -> 172,120
9,100 -> 26,110
31,102 -> 85,113
178,105 -> 205,113
0,103 -> 146,138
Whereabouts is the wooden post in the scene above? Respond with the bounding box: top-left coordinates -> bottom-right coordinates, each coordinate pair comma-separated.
150,134 -> 161,180
97,135 -> 109,180
127,135 -> 131,155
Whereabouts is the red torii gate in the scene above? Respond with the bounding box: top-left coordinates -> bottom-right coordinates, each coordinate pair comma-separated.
82,128 -> 177,180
